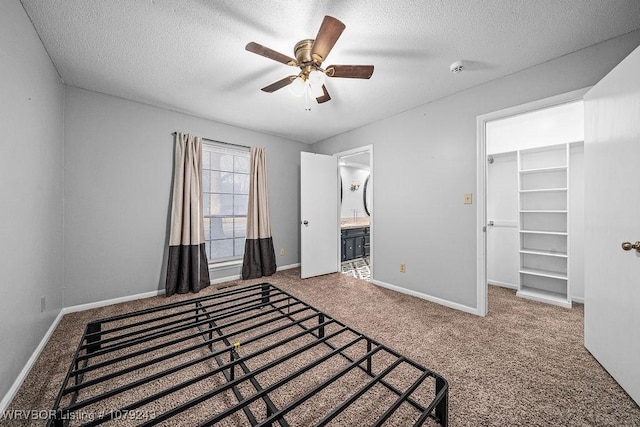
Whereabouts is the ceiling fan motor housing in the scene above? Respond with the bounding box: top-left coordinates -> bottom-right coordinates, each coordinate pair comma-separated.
294,39 -> 323,79
294,39 -> 315,64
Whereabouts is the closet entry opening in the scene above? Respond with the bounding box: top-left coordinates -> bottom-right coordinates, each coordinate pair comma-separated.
336,146 -> 373,282
485,98 -> 585,311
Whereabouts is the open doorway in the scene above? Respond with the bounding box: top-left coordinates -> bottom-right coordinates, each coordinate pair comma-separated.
336,146 -> 373,281
477,89 -> 587,315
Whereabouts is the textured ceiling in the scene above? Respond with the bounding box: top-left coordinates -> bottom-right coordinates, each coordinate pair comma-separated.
20,0 -> 640,144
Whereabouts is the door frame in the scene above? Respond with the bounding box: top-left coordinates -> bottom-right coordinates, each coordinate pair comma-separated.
335,145 -> 374,276
475,87 -> 590,316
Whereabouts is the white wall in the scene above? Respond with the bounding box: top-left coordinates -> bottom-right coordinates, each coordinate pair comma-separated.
63,87 -> 308,307
569,145 -> 585,301
0,0 -> 64,400
340,166 -> 370,219
312,30 -> 640,310
487,101 -> 584,154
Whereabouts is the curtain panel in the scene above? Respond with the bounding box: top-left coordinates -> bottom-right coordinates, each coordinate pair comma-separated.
165,133 -> 210,296
242,147 -> 277,279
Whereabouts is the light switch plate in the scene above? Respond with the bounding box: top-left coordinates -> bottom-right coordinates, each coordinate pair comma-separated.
464,193 -> 473,204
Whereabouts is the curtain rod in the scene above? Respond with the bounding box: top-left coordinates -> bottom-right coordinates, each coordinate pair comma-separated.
171,132 -> 251,150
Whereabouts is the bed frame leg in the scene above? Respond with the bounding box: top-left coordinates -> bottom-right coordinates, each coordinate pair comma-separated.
435,377 -> 448,426
318,313 -> 325,338
86,322 -> 101,354
52,409 -> 64,427
265,404 -> 273,426
261,283 -> 270,304
366,340 -> 372,375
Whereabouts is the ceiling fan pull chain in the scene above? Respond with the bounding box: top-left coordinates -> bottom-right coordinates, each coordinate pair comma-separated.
304,81 -> 311,112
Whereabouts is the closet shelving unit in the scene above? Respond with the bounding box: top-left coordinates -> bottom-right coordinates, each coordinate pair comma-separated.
516,143 -> 571,308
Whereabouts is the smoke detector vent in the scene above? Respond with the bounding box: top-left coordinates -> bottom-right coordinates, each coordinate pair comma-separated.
450,60 -> 465,74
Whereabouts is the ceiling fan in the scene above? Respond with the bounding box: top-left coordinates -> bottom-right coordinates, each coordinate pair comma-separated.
245,16 -> 374,106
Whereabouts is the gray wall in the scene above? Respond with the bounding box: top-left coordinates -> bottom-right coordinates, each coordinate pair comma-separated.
312,30 -> 640,310
63,87 -> 308,307
0,0 -> 64,400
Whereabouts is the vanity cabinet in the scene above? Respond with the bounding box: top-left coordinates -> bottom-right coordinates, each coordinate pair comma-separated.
341,227 -> 370,261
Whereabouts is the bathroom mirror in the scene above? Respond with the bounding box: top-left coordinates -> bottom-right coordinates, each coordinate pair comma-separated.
363,175 -> 371,216
339,153 -> 370,221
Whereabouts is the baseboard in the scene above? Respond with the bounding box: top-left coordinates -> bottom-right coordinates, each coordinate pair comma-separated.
370,279 -> 479,315
62,289 -> 166,314
277,263 -> 300,271
0,309 -> 66,413
210,274 -> 241,285
488,282 -> 584,304
211,263 -> 300,286
487,280 -> 518,290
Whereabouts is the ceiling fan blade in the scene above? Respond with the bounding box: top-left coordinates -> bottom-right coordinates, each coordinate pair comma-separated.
326,65 -> 374,79
246,42 -> 298,66
316,85 -> 331,104
311,16 -> 345,63
261,76 -> 297,92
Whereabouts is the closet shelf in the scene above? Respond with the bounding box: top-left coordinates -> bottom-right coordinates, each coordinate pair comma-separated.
519,165 -> 567,174
517,287 -> 571,308
520,267 -> 567,280
519,229 -> 567,236
519,188 -> 568,193
520,249 -> 568,258
514,142 -> 573,307
519,210 -> 567,213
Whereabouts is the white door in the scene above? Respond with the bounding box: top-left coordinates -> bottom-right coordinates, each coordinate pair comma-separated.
584,45 -> 640,405
300,152 -> 339,279
487,153 -> 519,289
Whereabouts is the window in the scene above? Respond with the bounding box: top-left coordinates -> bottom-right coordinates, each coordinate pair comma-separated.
202,142 -> 250,264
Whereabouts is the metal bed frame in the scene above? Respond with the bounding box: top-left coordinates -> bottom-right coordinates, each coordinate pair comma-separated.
49,283 -> 448,426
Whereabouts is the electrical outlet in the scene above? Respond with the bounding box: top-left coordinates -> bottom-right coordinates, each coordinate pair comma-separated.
400,263 -> 406,273
464,193 -> 473,204
41,296 -> 46,313
279,248 -> 285,256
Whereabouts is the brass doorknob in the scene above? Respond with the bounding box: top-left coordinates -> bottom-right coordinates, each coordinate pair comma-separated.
621,241 -> 640,252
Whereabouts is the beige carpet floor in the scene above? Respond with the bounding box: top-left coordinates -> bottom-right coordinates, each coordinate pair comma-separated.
3,268 -> 639,426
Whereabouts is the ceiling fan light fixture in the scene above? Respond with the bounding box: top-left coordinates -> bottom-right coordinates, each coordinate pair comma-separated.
310,82 -> 325,99
289,76 -> 306,97
308,69 -> 325,87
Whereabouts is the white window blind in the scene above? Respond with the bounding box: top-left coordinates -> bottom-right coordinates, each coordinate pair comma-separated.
202,142 -> 250,263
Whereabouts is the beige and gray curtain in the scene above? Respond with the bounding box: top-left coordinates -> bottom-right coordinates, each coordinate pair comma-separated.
242,147 -> 277,279
165,133 -> 210,296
